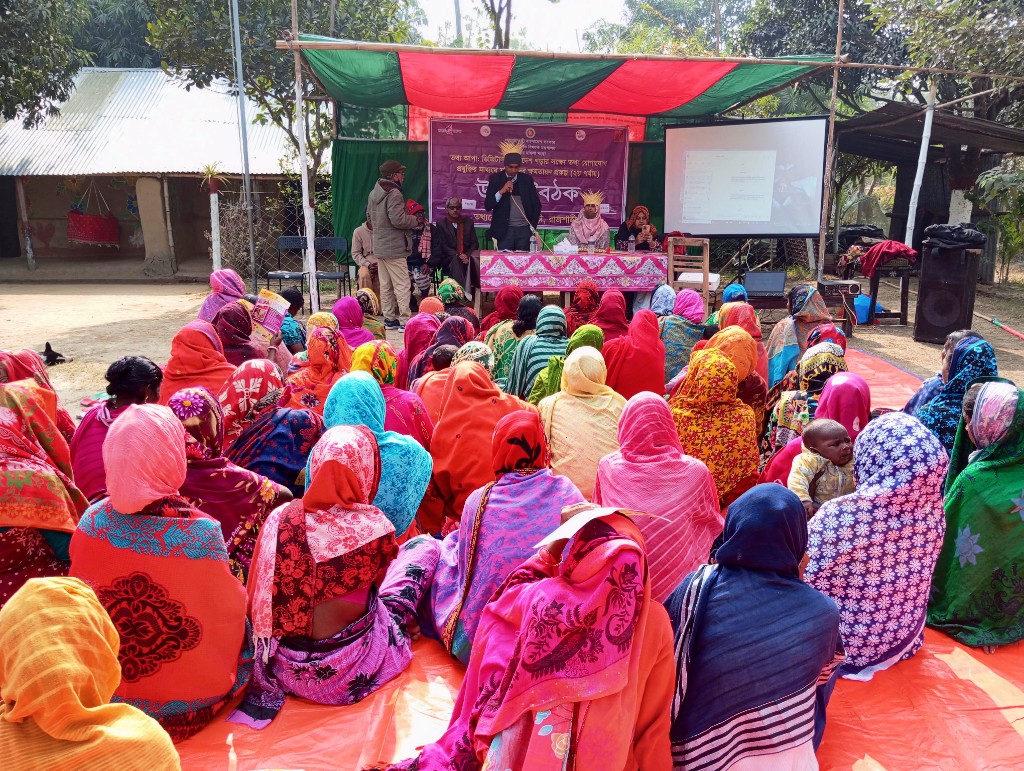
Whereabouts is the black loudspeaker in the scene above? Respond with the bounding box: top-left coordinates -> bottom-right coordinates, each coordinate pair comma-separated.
913,247 -> 981,344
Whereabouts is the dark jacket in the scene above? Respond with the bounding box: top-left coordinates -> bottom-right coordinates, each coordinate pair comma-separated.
429,216 -> 480,267
485,172 -> 541,240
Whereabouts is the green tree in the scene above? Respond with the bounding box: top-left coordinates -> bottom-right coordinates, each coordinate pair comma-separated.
477,0 -> 558,49
737,0 -> 908,112
75,0 -> 160,68
585,0 -> 752,56
1,0 -> 90,125
147,0 -> 414,172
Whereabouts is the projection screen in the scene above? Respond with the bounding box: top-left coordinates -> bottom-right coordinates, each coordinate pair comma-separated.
663,117 -> 828,237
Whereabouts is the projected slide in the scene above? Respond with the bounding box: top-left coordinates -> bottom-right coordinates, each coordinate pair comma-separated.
664,117 -> 827,237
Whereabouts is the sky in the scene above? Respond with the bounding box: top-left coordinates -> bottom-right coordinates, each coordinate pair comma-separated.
415,0 -> 623,52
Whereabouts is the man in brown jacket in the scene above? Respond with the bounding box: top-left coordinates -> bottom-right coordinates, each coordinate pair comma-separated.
367,160 -> 419,329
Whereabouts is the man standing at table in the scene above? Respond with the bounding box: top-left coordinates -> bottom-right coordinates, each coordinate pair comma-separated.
485,147 -> 541,251
567,191 -> 610,250
367,159 -> 419,330
431,197 -> 480,297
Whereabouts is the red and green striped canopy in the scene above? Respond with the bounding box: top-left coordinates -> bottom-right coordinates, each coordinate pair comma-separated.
300,37 -> 829,139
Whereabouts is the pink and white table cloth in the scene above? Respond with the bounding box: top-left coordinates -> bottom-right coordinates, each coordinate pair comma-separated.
478,251 -> 669,293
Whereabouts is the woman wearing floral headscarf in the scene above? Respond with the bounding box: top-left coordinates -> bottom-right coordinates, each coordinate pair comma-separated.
564,279 -> 601,335
615,204 -> 659,250
670,348 -> 759,506
764,285 -> 832,388
424,410 -> 585,665
351,340 -> 433,450
929,380 -> 1024,649
718,301 -> 767,382
436,277 -> 480,332
168,386 -> 291,579
356,288 -> 387,340
283,326 -> 351,415
231,425 -> 440,730
765,342 -> 848,455
807,412 -> 947,680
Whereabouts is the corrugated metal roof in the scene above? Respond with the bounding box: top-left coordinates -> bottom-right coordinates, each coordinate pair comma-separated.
0,68 -> 325,176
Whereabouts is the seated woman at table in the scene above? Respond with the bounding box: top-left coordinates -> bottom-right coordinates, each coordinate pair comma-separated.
615,204 -> 659,250
567,193 -> 611,250
929,380 -> 1024,650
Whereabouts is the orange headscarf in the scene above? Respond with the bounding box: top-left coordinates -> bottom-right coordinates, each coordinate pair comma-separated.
159,321 -> 236,404
626,205 -> 658,236
669,348 -> 758,503
283,327 -> 352,415
421,361 -> 532,533
704,326 -> 767,429
718,302 -> 768,382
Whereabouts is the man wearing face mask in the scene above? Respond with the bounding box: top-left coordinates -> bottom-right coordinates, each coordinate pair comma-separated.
485,150 -> 541,251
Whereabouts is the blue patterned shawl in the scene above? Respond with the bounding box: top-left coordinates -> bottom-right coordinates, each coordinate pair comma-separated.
322,372 -> 432,535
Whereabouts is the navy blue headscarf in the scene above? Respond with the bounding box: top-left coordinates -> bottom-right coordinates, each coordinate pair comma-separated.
664,485 -> 843,769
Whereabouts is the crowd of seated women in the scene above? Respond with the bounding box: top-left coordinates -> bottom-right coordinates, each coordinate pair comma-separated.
0,266 -> 1020,770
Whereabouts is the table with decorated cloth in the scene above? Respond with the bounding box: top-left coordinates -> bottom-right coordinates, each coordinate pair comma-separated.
476,249 -> 669,310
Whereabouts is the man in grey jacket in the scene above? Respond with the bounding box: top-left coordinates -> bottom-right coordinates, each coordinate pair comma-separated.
367,160 -> 419,329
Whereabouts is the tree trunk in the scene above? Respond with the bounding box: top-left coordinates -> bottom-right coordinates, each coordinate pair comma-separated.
948,190 -> 974,224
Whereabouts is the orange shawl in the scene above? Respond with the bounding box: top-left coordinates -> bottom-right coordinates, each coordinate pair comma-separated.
421,361 -> 532,533
718,302 -> 768,383
413,369 -> 451,425
159,321 -> 236,405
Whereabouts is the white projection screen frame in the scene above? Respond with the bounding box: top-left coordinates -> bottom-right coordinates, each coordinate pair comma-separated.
663,117 -> 828,237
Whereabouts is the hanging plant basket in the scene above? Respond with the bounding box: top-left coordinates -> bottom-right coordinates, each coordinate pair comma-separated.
67,211 -> 121,246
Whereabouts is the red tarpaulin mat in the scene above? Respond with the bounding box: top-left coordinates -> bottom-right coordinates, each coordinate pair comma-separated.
846,346 -> 922,411
177,631 -> 1024,770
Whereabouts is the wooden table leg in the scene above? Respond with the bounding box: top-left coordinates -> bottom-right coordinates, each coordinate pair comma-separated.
900,272 -> 910,325
867,272 -> 880,323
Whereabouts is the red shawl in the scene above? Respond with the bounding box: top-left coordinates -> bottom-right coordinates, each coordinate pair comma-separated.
564,280 -> 601,336
160,321 -> 236,405
604,310 -> 667,399
592,289 -> 630,342
479,286 -> 524,337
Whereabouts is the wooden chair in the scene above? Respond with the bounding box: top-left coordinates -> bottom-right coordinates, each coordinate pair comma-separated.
666,237 -> 714,318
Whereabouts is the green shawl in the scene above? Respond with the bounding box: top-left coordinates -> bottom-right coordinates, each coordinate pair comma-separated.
527,324 -> 605,405
928,378 -> 1024,647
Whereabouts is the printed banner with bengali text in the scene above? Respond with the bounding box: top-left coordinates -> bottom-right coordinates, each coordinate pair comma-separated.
428,118 -> 628,231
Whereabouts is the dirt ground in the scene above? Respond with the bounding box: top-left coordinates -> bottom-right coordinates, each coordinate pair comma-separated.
1,281 -> 1021,414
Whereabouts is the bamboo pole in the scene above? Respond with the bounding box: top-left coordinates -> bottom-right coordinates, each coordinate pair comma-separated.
817,0 -> 845,281
272,38 -> 1024,82
289,2 -> 321,314
904,81 -> 937,248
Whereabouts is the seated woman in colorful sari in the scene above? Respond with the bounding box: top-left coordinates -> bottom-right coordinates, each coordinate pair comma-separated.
71,356 -> 163,503
478,285 -> 523,339
437,278 -> 481,332
705,283 -> 747,326
604,310 -> 667,400
167,387 -> 291,579
396,312 -> 441,389
665,485 -> 844,770
323,372 -> 432,537
421,361 -> 532,535
217,359 -> 283,447
592,288 -> 630,342
670,349 -> 759,507
764,285 -> 832,389
198,268 -> 246,323
283,326 -> 351,415
564,279 -> 600,335
409,316 -> 476,385
528,323 -> 603,405
159,321 -> 236,404
595,393 -> 722,603
485,294 -> 540,387
0,380 -> 89,606
231,425 -> 440,730
212,301 -> 264,367
356,287 -> 387,340
929,381 -> 1024,650
388,510 -> 674,771
424,410 -> 585,664
351,340 -> 434,450
806,412 -> 947,680
766,342 -> 848,455
905,330 -> 999,452
70,404 -> 251,740
717,301 -> 767,382
333,295 -> 376,350
0,577 -> 180,769
762,371 -> 871,486
538,346 -> 626,500
225,378 -> 324,498
287,311 -> 340,374
659,289 -> 707,385
413,345 -> 459,423
504,306 -> 569,399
